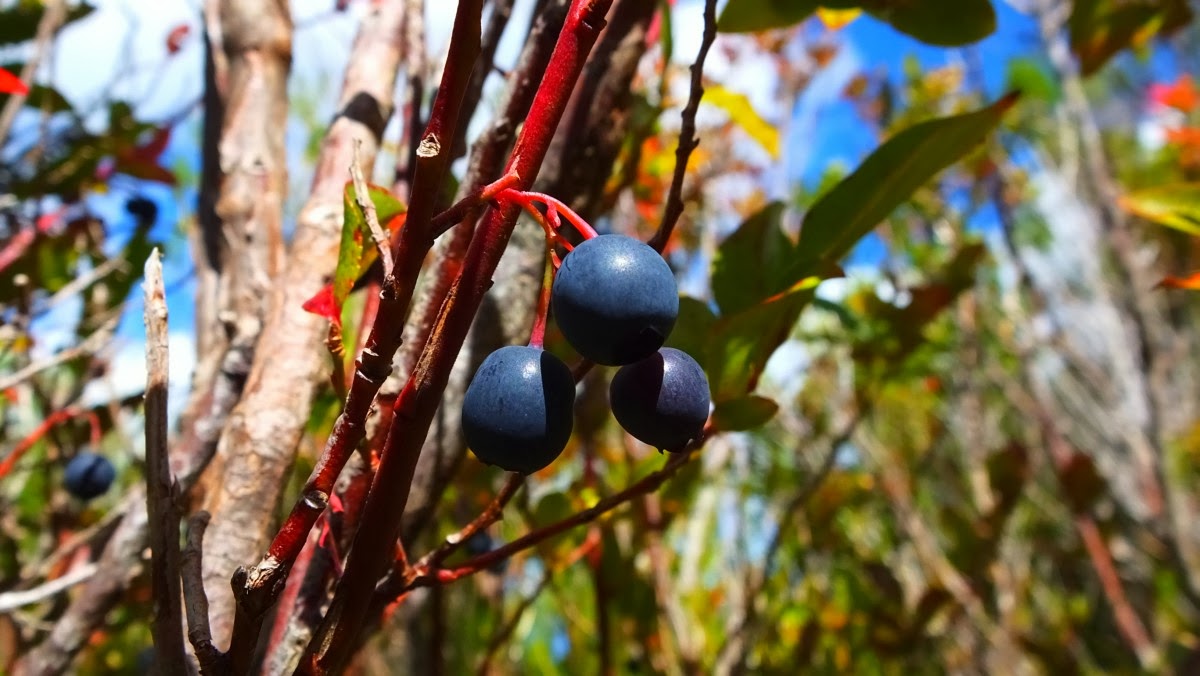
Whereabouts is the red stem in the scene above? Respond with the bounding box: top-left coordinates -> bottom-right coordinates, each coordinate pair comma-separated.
298,3 -> 614,671
528,239 -> 554,349
0,408 -> 92,481
230,0 -> 484,639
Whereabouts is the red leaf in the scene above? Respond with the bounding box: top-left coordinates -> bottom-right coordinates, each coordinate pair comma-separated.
302,284 -> 343,328
0,67 -> 28,96
166,24 -> 191,54
1150,75 -> 1198,112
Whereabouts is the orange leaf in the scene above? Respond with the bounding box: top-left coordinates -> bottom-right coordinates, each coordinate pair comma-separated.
1150,75 -> 1198,113
1157,272 -> 1200,290
0,67 -> 28,96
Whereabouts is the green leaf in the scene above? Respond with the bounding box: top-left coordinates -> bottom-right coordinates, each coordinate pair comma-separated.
794,93 -> 1017,275
332,181 -> 407,312
0,4 -> 95,46
868,0 -> 995,46
712,395 -> 779,431
1069,0 -> 1192,76
706,280 -> 818,400
712,202 -> 793,315
1005,57 -> 1060,103
1119,183 -> 1200,236
719,0 -> 996,46
664,296 -> 717,365
718,0 -> 817,33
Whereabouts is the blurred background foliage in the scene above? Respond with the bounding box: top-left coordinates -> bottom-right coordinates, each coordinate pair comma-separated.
4,0 -> 1200,673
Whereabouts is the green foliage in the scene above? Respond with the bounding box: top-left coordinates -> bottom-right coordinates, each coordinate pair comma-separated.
0,3 -> 95,46
718,0 -> 996,46
795,94 -> 1016,277
1069,0 -> 1193,76
332,182 -> 406,317
712,394 -> 779,431
1120,183 -> 1200,235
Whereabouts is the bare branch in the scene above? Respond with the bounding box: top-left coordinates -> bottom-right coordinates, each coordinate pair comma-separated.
143,249 -> 187,674
0,563 -> 97,613
182,512 -> 226,674
649,0 -> 719,253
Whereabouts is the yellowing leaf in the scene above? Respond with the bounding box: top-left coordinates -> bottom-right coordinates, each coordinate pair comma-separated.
705,85 -> 781,158
816,7 -> 860,30
1120,183 -> 1200,236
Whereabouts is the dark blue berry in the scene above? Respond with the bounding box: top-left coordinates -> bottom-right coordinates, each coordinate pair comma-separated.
551,234 -> 679,366
462,345 -> 576,474
64,451 -> 116,500
463,531 -> 508,574
609,348 -> 710,451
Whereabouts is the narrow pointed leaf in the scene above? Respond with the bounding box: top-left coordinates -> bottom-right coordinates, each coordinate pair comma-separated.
1119,183 -> 1200,236
795,93 -> 1017,274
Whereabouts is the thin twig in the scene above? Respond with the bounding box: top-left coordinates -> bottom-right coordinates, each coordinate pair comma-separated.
183,512 -> 226,674
403,473 -> 524,578
379,436 -> 705,600
352,139 -> 395,277
0,317 -> 117,392
0,563 -> 97,613
143,249 -> 187,673
648,0 -> 718,253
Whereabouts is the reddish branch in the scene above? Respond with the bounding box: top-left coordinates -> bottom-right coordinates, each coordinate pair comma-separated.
298,3 -> 616,671
225,0 -> 484,662
380,443 -> 699,603
202,1 -> 408,660
391,0 -> 574,553
0,408 -> 100,482
1042,420 -> 1158,667
400,473 -> 524,581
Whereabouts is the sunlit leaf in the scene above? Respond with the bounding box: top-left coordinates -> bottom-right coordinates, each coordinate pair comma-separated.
705,85 -> 780,158
706,279 -> 819,400
719,0 -> 995,46
816,7 -> 860,30
1070,0 -> 1192,76
794,94 -> 1017,275
1119,183 -> 1200,236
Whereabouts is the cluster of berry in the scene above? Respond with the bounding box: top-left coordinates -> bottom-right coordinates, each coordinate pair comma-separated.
462,234 -> 710,475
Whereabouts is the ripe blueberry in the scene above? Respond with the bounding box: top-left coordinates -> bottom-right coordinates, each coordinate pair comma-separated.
64,451 -> 116,500
462,345 -> 576,475
551,234 -> 678,366
609,347 -> 710,451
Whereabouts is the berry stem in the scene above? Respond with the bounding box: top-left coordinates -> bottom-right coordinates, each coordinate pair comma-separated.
497,188 -> 599,240
528,238 -> 555,349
